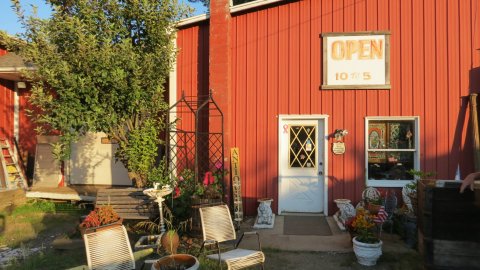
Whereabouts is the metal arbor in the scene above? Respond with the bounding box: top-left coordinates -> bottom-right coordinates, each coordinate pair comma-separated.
166,91 -> 224,183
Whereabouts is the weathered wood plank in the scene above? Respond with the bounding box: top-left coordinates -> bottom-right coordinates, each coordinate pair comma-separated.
95,188 -> 154,220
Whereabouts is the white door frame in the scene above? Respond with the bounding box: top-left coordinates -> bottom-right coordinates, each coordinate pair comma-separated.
278,115 -> 329,215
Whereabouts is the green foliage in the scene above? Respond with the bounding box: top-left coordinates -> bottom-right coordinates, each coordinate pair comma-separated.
12,200 -> 56,216
366,196 -> 383,206
407,169 -> 436,180
6,0 -> 190,187
147,158 -> 174,188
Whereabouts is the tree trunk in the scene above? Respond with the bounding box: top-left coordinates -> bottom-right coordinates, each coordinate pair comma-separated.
128,171 -> 146,188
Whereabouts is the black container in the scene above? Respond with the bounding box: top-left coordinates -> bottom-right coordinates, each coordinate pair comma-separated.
418,180 -> 480,270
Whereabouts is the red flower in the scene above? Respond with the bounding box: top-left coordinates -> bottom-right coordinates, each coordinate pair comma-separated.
203,172 -> 214,186
174,187 -> 181,198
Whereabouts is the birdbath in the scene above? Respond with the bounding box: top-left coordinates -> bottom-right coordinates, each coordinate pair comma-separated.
143,186 -> 173,233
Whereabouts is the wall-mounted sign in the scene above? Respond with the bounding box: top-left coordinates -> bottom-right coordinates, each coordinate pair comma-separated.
332,142 -> 346,155
321,31 -> 391,90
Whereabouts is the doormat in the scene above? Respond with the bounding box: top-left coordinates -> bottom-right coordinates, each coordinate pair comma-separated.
283,216 -> 333,236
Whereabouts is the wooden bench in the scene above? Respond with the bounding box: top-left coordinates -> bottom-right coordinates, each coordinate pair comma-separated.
95,188 -> 156,220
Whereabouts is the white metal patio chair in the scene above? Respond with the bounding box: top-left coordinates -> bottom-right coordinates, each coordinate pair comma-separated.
199,204 -> 265,270
83,225 -> 149,270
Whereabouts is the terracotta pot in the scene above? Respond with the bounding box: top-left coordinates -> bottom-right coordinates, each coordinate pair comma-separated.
152,254 -> 199,270
367,203 -> 382,214
161,230 -> 180,254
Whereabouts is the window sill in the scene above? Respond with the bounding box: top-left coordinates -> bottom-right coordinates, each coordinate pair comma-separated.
366,179 -> 412,188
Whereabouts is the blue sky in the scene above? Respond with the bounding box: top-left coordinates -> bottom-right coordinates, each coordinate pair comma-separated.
0,0 -> 208,35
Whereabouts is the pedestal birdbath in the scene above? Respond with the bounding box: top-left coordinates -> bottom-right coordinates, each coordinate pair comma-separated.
143,186 -> 173,233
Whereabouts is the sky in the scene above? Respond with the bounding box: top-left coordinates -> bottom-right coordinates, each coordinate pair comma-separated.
0,0 -> 208,35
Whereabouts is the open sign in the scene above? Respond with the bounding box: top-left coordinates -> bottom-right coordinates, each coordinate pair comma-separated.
321,32 -> 391,90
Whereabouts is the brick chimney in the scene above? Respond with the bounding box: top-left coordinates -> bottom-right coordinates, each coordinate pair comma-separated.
209,0 -> 232,201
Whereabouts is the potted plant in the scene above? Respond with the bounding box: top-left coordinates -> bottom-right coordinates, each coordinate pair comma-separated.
135,205 -> 198,270
349,208 -> 383,266
365,196 -> 384,215
79,205 -> 122,235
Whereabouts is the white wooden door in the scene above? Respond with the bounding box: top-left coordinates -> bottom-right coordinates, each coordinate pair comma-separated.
279,118 -> 325,213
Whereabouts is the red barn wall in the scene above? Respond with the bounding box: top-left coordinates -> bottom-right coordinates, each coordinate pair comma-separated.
0,79 -> 14,142
176,0 -> 480,215
0,47 -> 37,176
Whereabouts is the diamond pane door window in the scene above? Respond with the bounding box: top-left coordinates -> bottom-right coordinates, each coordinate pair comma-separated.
289,125 -> 317,168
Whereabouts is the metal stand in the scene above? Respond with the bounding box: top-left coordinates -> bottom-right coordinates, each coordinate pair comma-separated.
157,197 -> 166,233
143,188 -> 173,234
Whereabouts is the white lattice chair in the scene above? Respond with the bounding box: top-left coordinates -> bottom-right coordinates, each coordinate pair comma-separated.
199,204 -> 265,270
82,225 -> 153,270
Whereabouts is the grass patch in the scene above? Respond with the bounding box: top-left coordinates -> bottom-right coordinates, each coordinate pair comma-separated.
5,247 -> 87,270
0,200 -> 83,248
11,200 -> 56,216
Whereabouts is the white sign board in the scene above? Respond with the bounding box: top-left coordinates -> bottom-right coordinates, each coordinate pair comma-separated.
322,32 -> 390,89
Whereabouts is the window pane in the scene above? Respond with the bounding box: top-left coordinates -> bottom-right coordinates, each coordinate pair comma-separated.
289,125 -> 316,168
367,151 -> 415,180
368,120 -> 415,149
232,0 -> 256,5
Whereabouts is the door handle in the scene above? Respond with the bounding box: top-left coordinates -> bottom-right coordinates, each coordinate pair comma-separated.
319,162 -> 323,166
318,171 -> 323,175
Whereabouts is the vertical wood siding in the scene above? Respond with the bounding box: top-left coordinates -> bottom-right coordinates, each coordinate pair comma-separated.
175,24 -> 210,171
0,79 -> 37,173
177,0 -> 480,215
0,79 -> 14,142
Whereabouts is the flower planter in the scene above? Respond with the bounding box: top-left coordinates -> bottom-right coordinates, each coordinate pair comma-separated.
352,236 -> 383,266
152,254 -> 199,270
367,203 -> 382,215
79,218 -> 123,236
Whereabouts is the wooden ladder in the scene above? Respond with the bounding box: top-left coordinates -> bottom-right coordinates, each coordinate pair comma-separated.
0,138 -> 27,190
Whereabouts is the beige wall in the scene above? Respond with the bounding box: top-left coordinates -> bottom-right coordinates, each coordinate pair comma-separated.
68,133 -> 131,186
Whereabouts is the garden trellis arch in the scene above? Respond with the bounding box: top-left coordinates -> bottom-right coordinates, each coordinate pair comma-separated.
166,90 -> 224,184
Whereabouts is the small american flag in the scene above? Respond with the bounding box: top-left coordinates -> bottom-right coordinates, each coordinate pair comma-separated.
374,206 -> 388,223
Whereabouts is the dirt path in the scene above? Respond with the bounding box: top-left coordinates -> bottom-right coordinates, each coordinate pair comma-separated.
264,249 -> 422,270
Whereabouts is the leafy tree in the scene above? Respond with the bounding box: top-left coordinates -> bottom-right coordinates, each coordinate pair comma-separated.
5,0 -> 190,187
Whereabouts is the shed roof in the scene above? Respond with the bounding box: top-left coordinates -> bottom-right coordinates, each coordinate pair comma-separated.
0,51 -> 35,81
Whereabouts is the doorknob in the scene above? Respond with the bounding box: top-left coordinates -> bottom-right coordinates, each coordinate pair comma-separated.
318,171 -> 323,175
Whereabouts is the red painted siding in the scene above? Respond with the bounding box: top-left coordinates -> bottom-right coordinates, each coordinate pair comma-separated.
0,79 -> 14,142
176,0 -> 480,215
0,80 -> 37,173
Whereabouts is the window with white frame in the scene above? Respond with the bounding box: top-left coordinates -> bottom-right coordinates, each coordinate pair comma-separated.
365,117 -> 420,187
231,0 -> 255,5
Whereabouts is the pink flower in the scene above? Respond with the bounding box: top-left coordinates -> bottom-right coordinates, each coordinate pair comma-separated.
203,172 -> 214,186
178,176 -> 184,182
215,161 -> 223,170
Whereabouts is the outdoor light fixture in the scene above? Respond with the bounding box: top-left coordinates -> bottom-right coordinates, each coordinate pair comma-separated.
17,81 -> 26,89
334,129 -> 348,140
